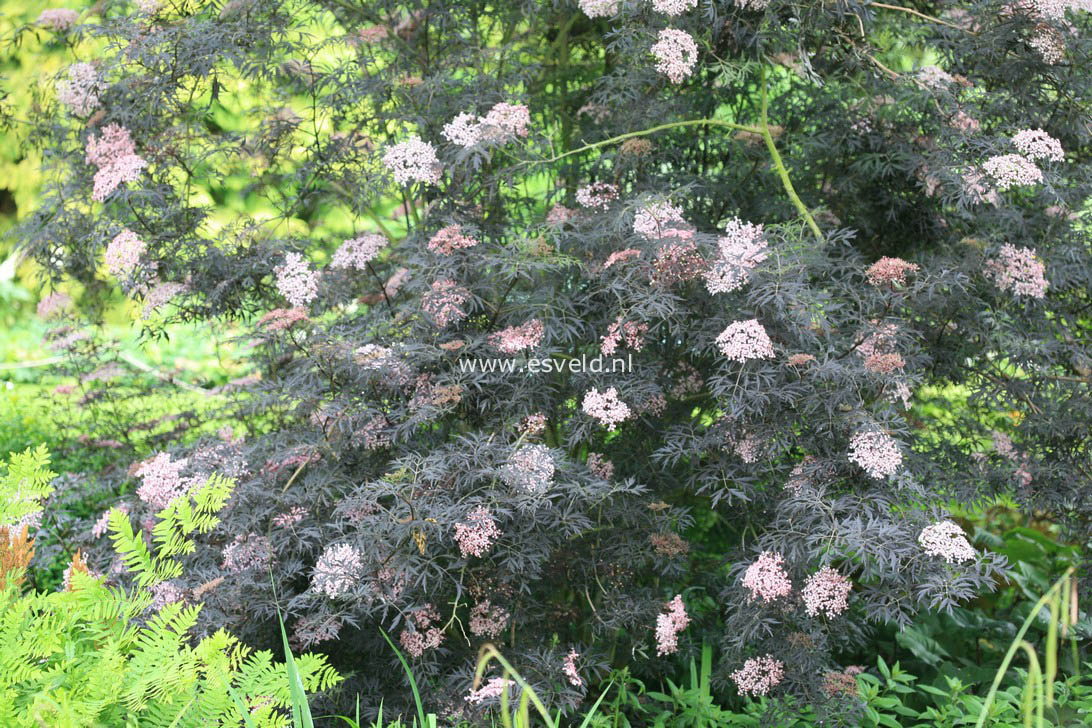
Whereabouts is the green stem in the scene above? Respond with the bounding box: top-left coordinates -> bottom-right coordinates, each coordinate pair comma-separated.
541,118 -> 761,165
760,65 -> 823,240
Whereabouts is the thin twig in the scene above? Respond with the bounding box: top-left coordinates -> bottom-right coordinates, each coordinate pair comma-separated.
871,2 -> 976,34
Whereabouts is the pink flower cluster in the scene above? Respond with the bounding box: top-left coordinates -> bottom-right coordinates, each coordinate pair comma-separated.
704,217 -> 768,294
848,430 -> 902,479
735,0 -> 772,8
546,204 -> 575,226
519,412 -> 547,435
331,233 -> 386,269
651,29 -> 698,84
918,521 -> 976,563
85,124 -> 147,201
442,102 -> 530,146
633,201 -> 688,239
655,594 -> 690,656
258,307 -> 309,332
651,242 -> 705,285
428,225 -> 479,255
37,291 -> 71,319
489,319 -> 545,353
454,506 -> 501,558
141,280 -> 186,319
866,257 -> 919,287
221,533 -> 273,573
715,319 -> 775,362
601,317 -> 647,356
575,182 -> 619,210
730,655 -> 784,697
563,649 -> 583,687
469,600 -> 510,638
272,506 -> 307,527
149,581 -> 186,611
742,551 -> 793,603
275,252 -> 319,307
38,8 -> 79,31
466,677 -> 514,704
983,154 -> 1043,190
135,452 -> 189,509
400,604 -> 445,657
423,279 -> 471,327
104,229 -> 146,277
587,452 -> 614,480
58,62 -> 99,116
503,444 -> 555,495
801,567 -> 852,618
734,433 -> 763,464
312,543 -> 364,598
383,136 -> 441,185
91,503 -> 129,538
578,0 -> 619,18
653,0 -> 698,15
604,248 -> 641,269
1012,129 -> 1064,162
985,244 -> 1048,298
582,387 -> 631,430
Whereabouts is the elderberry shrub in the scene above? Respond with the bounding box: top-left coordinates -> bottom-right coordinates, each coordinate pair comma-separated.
18,0 -> 1092,720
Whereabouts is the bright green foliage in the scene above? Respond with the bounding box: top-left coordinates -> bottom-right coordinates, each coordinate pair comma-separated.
0,449 -> 341,727
0,444 -> 55,529
109,472 -> 235,589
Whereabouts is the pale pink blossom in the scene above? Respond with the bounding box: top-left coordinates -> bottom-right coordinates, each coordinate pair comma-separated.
742,551 -> 793,603
221,533 -> 272,572
332,233 -> 386,269
427,225 -> 478,255
962,171 -> 1001,206
801,567 -> 852,618
502,444 -> 555,495
546,204 -> 575,226
848,430 -> 902,479
272,506 -> 307,527
442,112 -> 484,146
400,604 -> 444,657
578,0 -> 620,18
149,581 -> 185,611
466,677 -> 514,704
259,307 -> 309,331
383,136 -> 441,185
918,521 -> 976,563
633,201 -> 688,239
865,257 -> 919,287
734,433 -> 763,463
1030,28 -> 1065,64
715,320 -> 775,362
563,649 -> 583,687
582,387 -> 631,430
454,506 -> 501,558
587,452 -> 614,480
983,154 -> 1043,190
575,182 -> 618,210
36,291 -> 71,319
275,252 -> 319,307
85,125 -> 147,201
518,413 -> 547,436
57,62 -> 99,116
1012,129 -> 1064,162
489,319 -> 545,353
37,8 -> 79,31
600,317 -> 647,356
651,242 -> 705,285
104,229 -> 145,276
134,452 -> 188,509
704,218 -> 767,294
731,655 -> 784,697
985,244 -> 1048,298
140,281 -> 185,318
655,594 -> 690,656
653,0 -> 698,15
312,543 -> 364,598
917,65 -> 955,89
603,249 -> 641,268
422,279 -> 471,327
469,600 -> 510,638
651,29 -> 698,84
91,503 -> 128,538
481,102 -> 531,139
735,0 -> 772,9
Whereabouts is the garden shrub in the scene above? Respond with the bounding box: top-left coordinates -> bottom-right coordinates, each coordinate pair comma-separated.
0,446 -> 340,727
14,0 -> 1092,721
